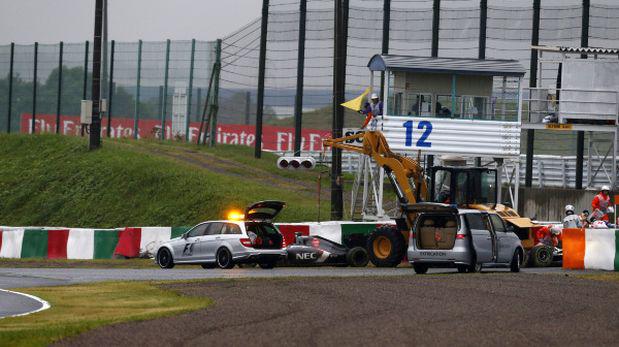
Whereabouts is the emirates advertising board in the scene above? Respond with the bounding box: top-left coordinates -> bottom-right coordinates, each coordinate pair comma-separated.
20,114 -> 331,152
380,116 -> 521,158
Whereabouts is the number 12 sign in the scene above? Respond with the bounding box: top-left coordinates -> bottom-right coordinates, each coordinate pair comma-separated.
403,120 -> 432,148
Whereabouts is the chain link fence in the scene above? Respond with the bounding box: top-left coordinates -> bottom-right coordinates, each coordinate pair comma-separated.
0,0 -> 618,153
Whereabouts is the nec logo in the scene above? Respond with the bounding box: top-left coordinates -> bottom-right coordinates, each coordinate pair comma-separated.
296,253 -> 318,260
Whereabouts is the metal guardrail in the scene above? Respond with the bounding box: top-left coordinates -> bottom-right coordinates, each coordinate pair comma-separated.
276,150 -> 618,189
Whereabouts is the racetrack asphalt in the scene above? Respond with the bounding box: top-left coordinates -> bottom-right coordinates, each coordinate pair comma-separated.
0,290 -> 45,319
0,266 -> 579,324
56,272 -> 619,346
0,266 -> 571,289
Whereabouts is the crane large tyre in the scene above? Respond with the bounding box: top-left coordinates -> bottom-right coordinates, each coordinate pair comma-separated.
366,226 -> 406,267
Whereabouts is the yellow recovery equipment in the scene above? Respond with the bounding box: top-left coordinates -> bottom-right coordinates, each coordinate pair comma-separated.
323,130 -> 535,267
323,130 -> 429,266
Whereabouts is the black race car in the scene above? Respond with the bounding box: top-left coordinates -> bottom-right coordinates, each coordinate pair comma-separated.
285,232 -> 369,267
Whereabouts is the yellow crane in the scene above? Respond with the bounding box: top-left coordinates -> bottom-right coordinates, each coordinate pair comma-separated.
324,130 -> 535,267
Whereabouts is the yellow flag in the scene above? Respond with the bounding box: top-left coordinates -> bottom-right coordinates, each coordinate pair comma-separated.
340,86 -> 371,112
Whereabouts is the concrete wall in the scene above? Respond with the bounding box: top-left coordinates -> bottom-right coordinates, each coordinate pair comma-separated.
511,187 -> 601,222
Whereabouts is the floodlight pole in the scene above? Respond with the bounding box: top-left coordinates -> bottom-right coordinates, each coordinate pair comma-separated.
90,0 -> 103,150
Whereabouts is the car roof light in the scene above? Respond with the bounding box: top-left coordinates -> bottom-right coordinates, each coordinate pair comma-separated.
227,210 -> 245,221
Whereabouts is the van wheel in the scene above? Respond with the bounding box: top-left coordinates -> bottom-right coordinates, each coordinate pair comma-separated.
367,226 -> 405,267
413,263 -> 429,274
510,250 -> 521,273
346,247 -> 369,267
216,248 -> 234,269
468,259 -> 482,273
258,262 -> 275,269
531,245 -> 553,267
457,265 -> 469,273
201,263 -> 216,269
157,248 -> 174,269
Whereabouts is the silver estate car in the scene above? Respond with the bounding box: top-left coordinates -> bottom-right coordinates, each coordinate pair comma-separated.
156,201 -> 287,269
406,203 -> 523,274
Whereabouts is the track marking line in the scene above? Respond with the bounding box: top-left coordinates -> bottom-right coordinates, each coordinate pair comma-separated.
0,288 -> 51,319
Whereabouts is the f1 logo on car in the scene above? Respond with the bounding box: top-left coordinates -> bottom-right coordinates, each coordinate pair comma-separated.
296,253 -> 318,260
183,243 -> 194,256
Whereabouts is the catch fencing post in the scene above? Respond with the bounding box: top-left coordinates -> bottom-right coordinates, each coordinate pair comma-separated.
474,0 -> 487,167
331,0 -> 349,220
186,39 -> 196,142
195,87 -> 202,120
31,42 -> 38,134
161,39 -> 171,140
208,39 -> 222,147
197,66 -> 215,145
478,0 -> 487,60
134,39 -> 142,139
245,91 -> 251,125
575,0 -> 590,190
90,0 -> 103,150
56,41 -> 64,134
107,39 -> 115,138
431,0 -> 440,57
428,0 -> 440,166
526,0 -> 541,188
255,0 -> 269,158
380,0 -> 391,96
7,42 -> 14,133
82,41 -> 89,100
293,0 -> 307,156
81,41 -> 89,137
158,85 -> 164,127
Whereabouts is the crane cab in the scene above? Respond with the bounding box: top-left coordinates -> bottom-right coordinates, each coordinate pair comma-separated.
428,166 -> 498,207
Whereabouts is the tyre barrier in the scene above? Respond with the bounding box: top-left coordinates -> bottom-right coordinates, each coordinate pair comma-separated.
0,222 -> 394,259
563,228 -> 619,271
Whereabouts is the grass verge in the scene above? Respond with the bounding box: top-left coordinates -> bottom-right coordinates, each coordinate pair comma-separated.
575,272 -> 619,283
0,281 -> 212,347
0,258 -> 157,269
0,134 -> 329,227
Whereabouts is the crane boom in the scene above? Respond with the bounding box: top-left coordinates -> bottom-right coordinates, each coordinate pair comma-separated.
323,130 -> 428,209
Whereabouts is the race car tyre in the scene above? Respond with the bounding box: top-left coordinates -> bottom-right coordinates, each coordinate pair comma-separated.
531,245 -> 553,267
157,248 -> 174,269
201,263 -> 216,269
510,250 -> 521,273
258,262 -> 275,269
216,248 -> 235,269
346,247 -> 369,267
367,226 -> 406,267
413,263 -> 429,274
